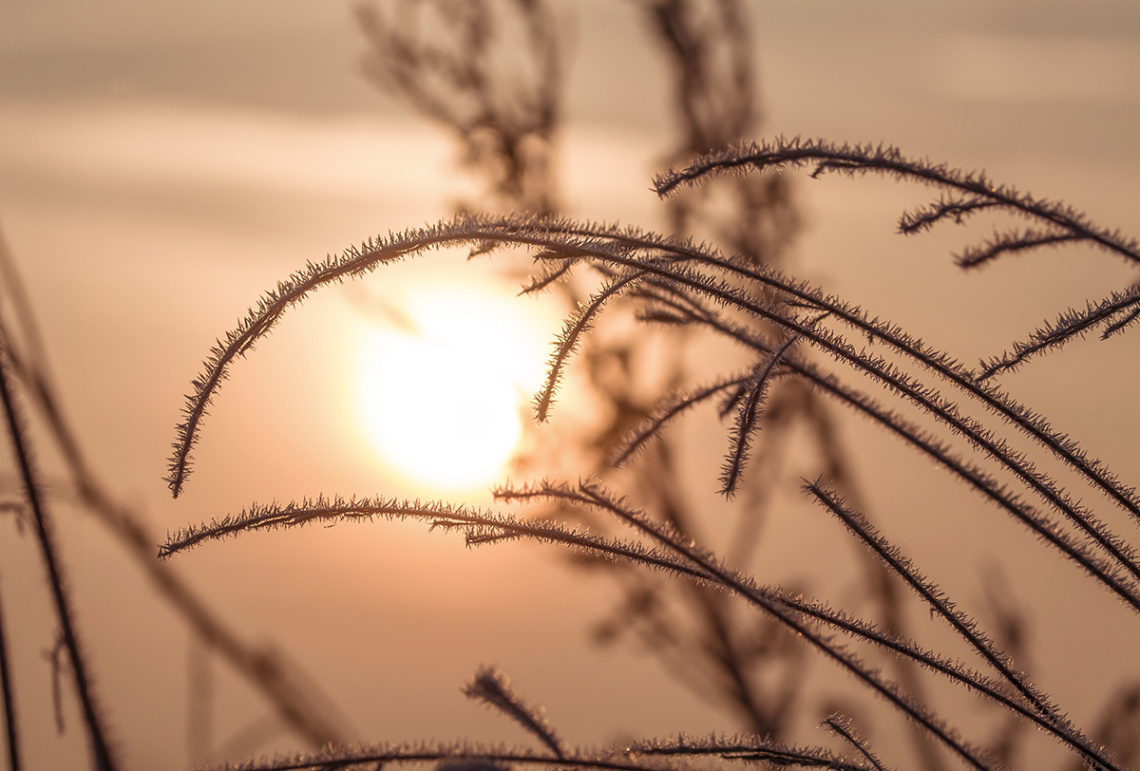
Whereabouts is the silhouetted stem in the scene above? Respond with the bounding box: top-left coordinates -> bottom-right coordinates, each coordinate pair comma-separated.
0,333 -> 117,771
0,312 -> 349,752
526,480 -> 1119,771
520,482 -> 994,770
465,667 -> 566,759
541,217 -> 1140,528
824,715 -> 892,771
612,257 -> 1140,605
654,138 -> 1140,265
807,482 -> 1061,721
197,741 -> 870,771
0,572 -> 21,771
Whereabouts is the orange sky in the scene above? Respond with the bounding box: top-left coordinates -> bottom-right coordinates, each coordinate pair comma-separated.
0,2 -> 1138,769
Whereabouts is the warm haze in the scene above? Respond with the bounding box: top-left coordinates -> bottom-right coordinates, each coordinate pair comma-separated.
0,2 -> 1138,770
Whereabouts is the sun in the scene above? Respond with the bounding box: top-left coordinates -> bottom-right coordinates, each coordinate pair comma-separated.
353,278 -> 553,494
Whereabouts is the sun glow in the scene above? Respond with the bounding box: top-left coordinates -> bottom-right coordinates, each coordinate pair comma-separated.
354,279 -> 554,494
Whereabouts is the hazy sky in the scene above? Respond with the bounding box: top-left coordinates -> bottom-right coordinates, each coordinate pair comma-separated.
1,2 -> 1138,770
3,0 -> 1139,125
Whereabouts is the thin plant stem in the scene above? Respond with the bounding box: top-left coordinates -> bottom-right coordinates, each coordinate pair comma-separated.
806,482 -> 1060,722
0,306 -> 349,750
537,244 -> 1140,607
162,486 -> 1120,770
0,328 -> 117,771
533,216 -> 1140,528
511,481 -> 1119,771
0,572 -> 21,771
653,138 -> 1140,265
197,741 -> 869,771
464,667 -> 566,759
529,488 -> 998,770
824,715 -> 892,771
166,217 -> 1140,608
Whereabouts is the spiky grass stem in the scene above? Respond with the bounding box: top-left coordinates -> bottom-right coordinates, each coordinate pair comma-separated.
806,483 -> 1089,748
497,483 -> 996,771
0,330 -> 117,771
501,480 -> 1120,771
653,137 -> 1140,265
465,667 -> 566,759
542,249 -> 1140,607
824,715 -> 892,771
197,739 -> 876,771
544,219 -> 1140,530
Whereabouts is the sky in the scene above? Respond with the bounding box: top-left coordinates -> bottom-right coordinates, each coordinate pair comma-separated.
0,1 -> 1138,769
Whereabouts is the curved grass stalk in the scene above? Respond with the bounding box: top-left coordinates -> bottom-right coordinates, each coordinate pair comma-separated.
168,217 -> 1139,603
613,373 -> 751,467
824,715 -> 892,771
160,480 -> 1120,770
626,734 -> 871,769
506,480 -> 1119,771
523,218 -> 1140,527
464,667 -> 567,759
653,137 -> 1140,265
534,267 -> 647,421
634,158 -> 1140,523
506,218 -> 1140,534
167,489 -> 1005,769
633,291 -> 1138,614
978,285 -> 1140,380
196,738 -> 876,771
530,250 -> 1140,606
955,229 -> 1085,268
721,334 -> 800,496
170,212 -> 1140,548
166,217 -> 632,498
806,481 -> 1058,721
159,495 -> 719,587
500,485 -> 997,771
